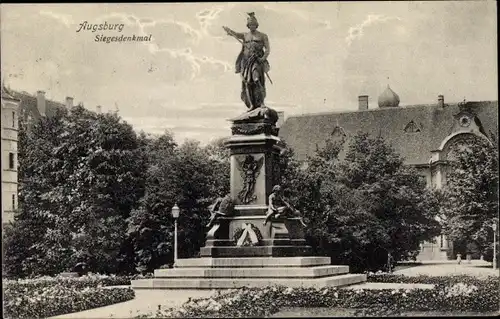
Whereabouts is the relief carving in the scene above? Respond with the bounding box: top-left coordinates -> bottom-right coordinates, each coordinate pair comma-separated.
235,154 -> 264,204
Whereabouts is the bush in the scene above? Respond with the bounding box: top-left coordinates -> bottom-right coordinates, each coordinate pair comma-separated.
143,275 -> 499,318
3,276 -> 135,318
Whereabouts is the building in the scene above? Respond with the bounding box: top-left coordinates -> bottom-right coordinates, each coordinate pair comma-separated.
279,85 -> 498,260
1,86 -> 21,226
1,86 -> 83,225
11,90 -> 73,125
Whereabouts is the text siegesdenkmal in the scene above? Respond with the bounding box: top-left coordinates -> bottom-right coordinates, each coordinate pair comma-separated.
76,21 -> 152,43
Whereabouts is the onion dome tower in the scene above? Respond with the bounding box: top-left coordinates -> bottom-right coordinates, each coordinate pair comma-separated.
378,84 -> 400,108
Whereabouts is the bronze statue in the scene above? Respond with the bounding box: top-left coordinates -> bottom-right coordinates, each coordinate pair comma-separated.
223,12 -> 270,111
236,155 -> 264,204
207,194 -> 234,228
264,185 -> 306,226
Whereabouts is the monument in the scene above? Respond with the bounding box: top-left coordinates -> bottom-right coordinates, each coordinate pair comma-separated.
132,13 -> 366,289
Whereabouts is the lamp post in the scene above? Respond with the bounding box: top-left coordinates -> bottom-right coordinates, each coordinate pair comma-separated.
171,203 -> 180,267
493,223 -> 497,270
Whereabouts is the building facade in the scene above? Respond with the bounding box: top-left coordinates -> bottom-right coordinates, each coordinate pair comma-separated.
279,86 -> 498,260
1,86 -> 21,226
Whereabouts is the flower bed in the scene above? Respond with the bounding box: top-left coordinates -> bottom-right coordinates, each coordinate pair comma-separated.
143,275 -> 499,318
3,275 -> 135,319
367,273 -> 497,286
6,273 -> 133,291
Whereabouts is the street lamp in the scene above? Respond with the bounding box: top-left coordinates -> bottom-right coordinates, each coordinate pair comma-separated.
493,223 -> 497,270
171,203 -> 180,267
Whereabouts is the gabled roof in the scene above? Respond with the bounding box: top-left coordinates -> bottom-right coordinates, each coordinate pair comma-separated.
9,90 -> 65,119
279,101 -> 498,165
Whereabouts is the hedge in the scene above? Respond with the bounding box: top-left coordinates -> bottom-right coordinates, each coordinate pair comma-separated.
6,273 -> 131,290
142,275 -> 499,318
3,275 -> 136,319
6,272 -> 154,291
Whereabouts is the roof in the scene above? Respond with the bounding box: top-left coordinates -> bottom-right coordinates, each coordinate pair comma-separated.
1,85 -> 20,102
279,101 -> 498,165
9,90 -> 65,119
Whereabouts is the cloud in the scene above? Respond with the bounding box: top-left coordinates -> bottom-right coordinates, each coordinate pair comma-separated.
98,12 -> 232,79
264,4 -> 332,30
36,9 -> 232,81
346,14 -> 402,46
39,10 -> 74,27
196,5 -> 225,36
147,45 -> 232,79
210,3 -> 332,41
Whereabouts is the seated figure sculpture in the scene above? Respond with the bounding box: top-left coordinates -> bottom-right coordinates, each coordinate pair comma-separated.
206,193 -> 234,228
263,185 -> 307,227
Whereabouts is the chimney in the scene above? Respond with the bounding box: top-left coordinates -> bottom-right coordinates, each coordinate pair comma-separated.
65,96 -> 74,108
438,95 -> 444,108
96,105 -> 102,114
276,111 -> 285,128
36,90 -> 46,116
358,95 -> 369,110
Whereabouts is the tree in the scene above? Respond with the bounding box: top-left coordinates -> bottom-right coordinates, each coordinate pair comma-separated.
127,136 -> 230,273
64,108 -> 146,274
287,132 -> 441,272
4,105 -> 146,277
4,108 -> 72,277
440,136 -> 498,258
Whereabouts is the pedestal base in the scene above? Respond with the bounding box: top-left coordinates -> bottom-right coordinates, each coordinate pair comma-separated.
131,257 -> 367,290
200,245 -> 312,257
202,216 -> 311,257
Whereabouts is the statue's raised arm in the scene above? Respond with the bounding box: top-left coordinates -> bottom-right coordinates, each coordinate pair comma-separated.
223,26 -> 244,41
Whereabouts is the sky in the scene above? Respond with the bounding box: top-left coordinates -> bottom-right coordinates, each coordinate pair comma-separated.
1,2 -> 497,145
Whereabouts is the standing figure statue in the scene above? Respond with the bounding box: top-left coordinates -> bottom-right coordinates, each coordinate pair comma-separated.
223,12 -> 270,111
264,185 -> 307,227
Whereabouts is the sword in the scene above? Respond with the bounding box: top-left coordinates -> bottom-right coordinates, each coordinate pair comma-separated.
265,72 -> 273,85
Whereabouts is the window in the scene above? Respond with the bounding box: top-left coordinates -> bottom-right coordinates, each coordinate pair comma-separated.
331,126 -> 346,138
12,194 -> 16,210
8,153 -> 15,169
404,120 -> 421,133
12,111 -> 15,128
9,153 -> 15,169
440,235 -> 444,248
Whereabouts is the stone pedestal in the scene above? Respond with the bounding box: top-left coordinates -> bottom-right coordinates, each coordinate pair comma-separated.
199,132 -> 312,257
131,111 -> 366,290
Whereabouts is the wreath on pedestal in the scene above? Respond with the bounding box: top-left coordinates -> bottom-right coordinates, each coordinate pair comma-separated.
233,223 -> 263,246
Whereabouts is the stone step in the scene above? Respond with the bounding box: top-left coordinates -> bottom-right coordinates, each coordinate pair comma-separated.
154,265 -> 349,278
131,273 -> 367,289
174,257 -> 331,268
